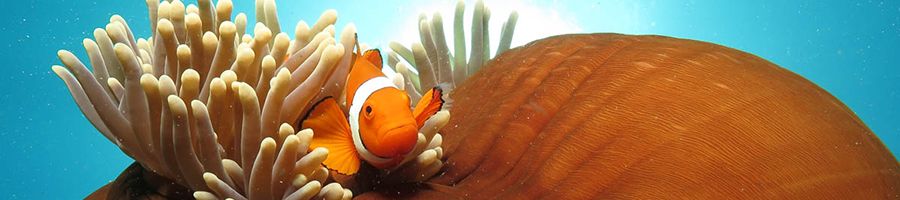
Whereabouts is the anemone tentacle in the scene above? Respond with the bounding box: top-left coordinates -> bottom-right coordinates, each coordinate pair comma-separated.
388,0 -> 519,104
56,0 -> 453,199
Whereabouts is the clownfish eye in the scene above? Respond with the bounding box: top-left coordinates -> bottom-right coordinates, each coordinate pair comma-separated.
365,105 -> 373,117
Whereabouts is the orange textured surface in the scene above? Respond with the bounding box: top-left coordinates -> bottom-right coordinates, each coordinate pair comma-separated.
362,34 -> 900,199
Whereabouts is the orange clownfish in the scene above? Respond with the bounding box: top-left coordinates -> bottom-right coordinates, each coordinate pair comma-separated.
299,45 -> 444,175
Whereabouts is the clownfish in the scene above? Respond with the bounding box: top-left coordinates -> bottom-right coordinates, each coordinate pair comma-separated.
299,42 -> 444,175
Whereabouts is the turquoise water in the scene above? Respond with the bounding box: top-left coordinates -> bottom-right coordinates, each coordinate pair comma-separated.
1,0 -> 897,199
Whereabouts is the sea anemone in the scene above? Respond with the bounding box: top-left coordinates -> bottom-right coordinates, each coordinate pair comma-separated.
318,0 -> 508,191
52,0 -> 449,199
386,0 -> 518,103
358,33 -> 900,199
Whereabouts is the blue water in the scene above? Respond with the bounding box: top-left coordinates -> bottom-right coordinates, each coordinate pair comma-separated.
1,0 -> 897,199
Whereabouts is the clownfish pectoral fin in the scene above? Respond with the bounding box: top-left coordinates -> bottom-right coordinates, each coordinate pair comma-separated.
301,97 -> 361,175
413,87 -> 445,128
363,49 -> 383,69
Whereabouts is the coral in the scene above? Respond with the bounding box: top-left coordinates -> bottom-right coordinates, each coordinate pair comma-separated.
386,0 -> 518,103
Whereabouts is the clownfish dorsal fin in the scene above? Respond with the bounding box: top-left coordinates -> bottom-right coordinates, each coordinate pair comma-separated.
413,87 -> 445,128
354,33 -> 362,57
345,34 -> 388,105
352,33 -> 384,69
362,49 -> 383,69
301,97 -> 361,175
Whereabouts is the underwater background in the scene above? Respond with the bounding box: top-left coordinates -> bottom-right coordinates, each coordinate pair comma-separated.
0,0 -> 897,199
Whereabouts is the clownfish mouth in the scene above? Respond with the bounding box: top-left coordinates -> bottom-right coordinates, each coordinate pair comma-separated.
374,124 -> 419,159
